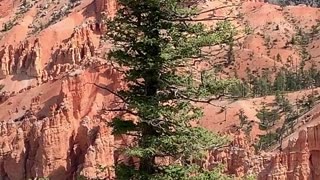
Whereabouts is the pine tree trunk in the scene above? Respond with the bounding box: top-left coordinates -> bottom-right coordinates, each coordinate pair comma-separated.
139,78 -> 158,173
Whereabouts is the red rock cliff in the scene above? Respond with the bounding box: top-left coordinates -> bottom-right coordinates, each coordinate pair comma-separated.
0,65 -> 121,179
203,124 -> 320,180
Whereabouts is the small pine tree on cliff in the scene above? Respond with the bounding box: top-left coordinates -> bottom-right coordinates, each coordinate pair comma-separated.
104,0 -> 236,179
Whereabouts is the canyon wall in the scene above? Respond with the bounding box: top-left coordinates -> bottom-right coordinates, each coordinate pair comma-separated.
202,125 -> 320,180
2,0 -> 320,179
0,2 -> 121,178
0,66 -> 121,179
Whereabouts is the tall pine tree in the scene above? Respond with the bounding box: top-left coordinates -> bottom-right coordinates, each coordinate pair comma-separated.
104,0 -> 236,179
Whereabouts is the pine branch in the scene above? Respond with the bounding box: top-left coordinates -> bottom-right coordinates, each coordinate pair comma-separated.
171,4 -> 239,21
173,16 -> 238,22
90,83 -> 127,103
103,108 -> 139,116
195,5 -> 240,16
103,105 -> 179,130
178,92 -> 225,108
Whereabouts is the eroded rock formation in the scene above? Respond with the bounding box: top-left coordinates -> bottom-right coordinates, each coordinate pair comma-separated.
0,39 -> 42,78
202,125 -> 320,180
0,20 -> 100,84
47,21 -> 100,81
0,67 -> 119,180
51,24 -> 95,65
